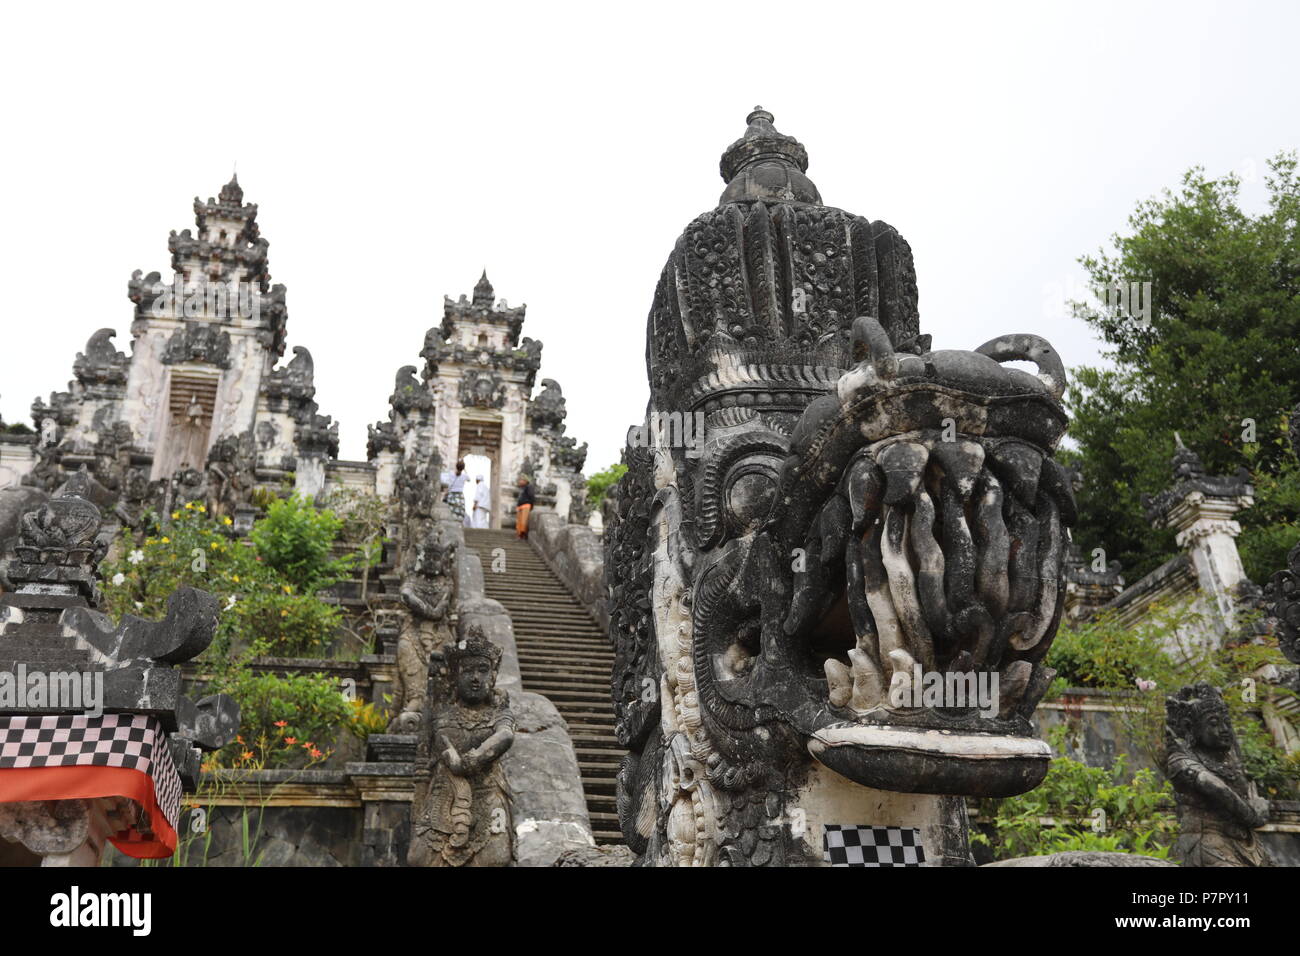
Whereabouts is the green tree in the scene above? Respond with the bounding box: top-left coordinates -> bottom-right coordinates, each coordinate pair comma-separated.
1068,152 -> 1300,580
586,462 -> 628,509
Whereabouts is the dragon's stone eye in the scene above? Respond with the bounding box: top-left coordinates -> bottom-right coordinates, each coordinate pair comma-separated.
724,458 -> 780,532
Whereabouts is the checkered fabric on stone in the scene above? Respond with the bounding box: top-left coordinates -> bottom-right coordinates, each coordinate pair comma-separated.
823,824 -> 926,866
0,713 -> 182,830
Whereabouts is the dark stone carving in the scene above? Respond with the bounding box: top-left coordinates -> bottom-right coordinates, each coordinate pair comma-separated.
1141,434 -> 1253,526
390,526 -> 458,732
113,467 -> 153,530
528,379 -> 567,434
390,365 -> 433,416
550,436 -> 587,473
568,473 -> 590,525
407,624 -> 515,867
205,431 -> 257,518
605,111 -> 1074,866
295,412 -> 339,458
1062,542 -> 1124,619
420,274 -> 537,385
1165,683 -> 1274,866
366,420 -> 402,460
458,369 -> 508,410
438,271 -> 527,347
263,345 -> 316,404
160,321 -> 233,369
72,329 -> 129,388
0,489 -> 238,792
170,467 -> 207,509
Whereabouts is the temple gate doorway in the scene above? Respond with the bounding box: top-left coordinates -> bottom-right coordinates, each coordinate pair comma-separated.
458,418 -> 501,528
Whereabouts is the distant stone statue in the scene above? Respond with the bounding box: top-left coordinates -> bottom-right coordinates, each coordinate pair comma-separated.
407,625 -> 515,867
388,527 -> 457,732
1165,682 -> 1274,866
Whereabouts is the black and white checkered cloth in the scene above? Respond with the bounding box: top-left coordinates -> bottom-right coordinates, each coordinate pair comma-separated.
0,713 -> 182,831
823,825 -> 926,866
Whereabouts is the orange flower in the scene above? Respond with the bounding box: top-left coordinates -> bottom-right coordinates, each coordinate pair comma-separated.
309,748 -> 323,759
274,720 -> 288,728
284,737 -> 297,745
302,741 -> 314,749
242,750 -> 254,761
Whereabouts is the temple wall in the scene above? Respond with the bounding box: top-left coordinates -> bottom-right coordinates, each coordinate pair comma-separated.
0,437 -> 35,489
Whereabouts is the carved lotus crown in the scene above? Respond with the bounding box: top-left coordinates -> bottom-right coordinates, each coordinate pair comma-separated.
1166,682 -> 1231,743
447,625 -> 503,670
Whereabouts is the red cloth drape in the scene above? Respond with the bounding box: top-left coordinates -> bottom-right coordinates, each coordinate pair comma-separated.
0,765 -> 178,858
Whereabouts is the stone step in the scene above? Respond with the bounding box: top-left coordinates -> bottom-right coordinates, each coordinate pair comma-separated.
465,530 -> 622,845
577,764 -> 621,780
559,712 -> 620,724
517,648 -> 614,660
515,640 -> 610,652
518,651 -> 611,662
520,666 -> 609,681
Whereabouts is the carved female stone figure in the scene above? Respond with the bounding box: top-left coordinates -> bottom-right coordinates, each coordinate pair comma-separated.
1165,683 -> 1274,866
388,527 -> 456,732
407,627 -> 515,867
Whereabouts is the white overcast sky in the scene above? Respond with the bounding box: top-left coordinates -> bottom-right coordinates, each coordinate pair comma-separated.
1,1 -> 1295,471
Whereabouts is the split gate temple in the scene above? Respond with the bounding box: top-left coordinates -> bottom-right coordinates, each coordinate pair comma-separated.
0,180 -> 589,530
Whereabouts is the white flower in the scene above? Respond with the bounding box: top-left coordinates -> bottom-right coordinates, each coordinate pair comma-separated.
1135,677 -> 1157,692
111,572 -> 126,586
128,549 -> 145,565
224,594 -> 237,611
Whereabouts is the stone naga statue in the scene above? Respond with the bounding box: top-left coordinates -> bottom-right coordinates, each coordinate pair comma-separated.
1165,682 -> 1274,866
388,526 -> 458,732
407,625 -> 515,867
604,109 -> 1075,866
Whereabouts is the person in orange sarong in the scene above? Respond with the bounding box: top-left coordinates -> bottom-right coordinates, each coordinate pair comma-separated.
514,474 -> 534,539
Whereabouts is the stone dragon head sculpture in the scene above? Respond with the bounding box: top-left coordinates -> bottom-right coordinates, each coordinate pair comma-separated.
604,109 -> 1075,866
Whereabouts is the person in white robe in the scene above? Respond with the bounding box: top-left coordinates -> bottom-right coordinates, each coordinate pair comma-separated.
471,475 -> 492,529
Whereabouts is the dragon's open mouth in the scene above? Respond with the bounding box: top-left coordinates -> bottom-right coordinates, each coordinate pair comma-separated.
695,325 -> 1074,797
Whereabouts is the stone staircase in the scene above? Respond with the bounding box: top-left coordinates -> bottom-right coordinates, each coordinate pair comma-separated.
462,528 -> 623,845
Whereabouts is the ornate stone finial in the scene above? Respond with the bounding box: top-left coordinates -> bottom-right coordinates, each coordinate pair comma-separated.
472,270 -> 495,307
4,488 -> 106,599
1063,541 -> 1124,620
1142,435 -> 1253,528
390,365 -> 433,415
1170,432 -> 1205,481
72,329 -> 130,388
1165,683 -> 1275,866
718,106 -> 821,205
219,173 -> 243,206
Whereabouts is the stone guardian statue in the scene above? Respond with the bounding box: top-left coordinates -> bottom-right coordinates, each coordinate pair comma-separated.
407,625 -> 515,867
1165,682 -> 1274,866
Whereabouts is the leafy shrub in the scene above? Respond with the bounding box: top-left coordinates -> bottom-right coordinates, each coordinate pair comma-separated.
202,663 -> 364,769
248,494 -> 350,591
100,502 -> 343,658
972,729 -> 1176,861
1046,606 -> 1187,691
224,587 -> 342,657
